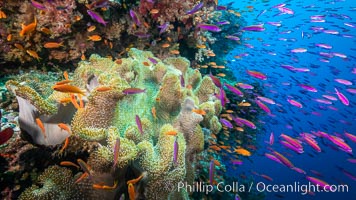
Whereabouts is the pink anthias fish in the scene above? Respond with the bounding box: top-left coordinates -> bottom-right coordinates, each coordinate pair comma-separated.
335,88 -> 349,106
233,117 -> 256,129
306,176 -> 331,190
287,99 -> 303,108
314,99 -> 332,105
246,70 -> 267,80
322,95 -> 337,101
291,48 -> 307,53
255,99 -> 271,114
135,115 -> 143,135
328,135 -> 353,154
264,153 -> 282,164
257,96 -> 276,104
302,135 -> 321,152
280,140 -> 304,154
112,138 -> 120,168
280,134 -> 303,150
315,43 -> 332,49
278,7 -> 294,15
334,78 -> 353,86
346,89 -> 356,94
332,52 -> 347,58
269,132 -> 274,145
299,84 -> 318,92
344,132 -> 356,143
272,151 -> 295,168
224,83 -> 243,97
237,83 -> 254,89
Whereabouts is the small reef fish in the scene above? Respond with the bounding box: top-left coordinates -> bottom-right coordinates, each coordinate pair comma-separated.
234,148 -> 251,156
306,176 -> 330,190
135,115 -> 143,135
44,42 -> 64,49
26,50 -> 41,60
236,83 -> 254,89
93,181 -> 118,190
246,70 -> 267,80
52,84 -> 85,95
209,160 -> 215,184
158,22 -> 169,35
224,83 -> 243,97
299,84 -> 317,92
58,123 -> 71,134
87,10 -> 108,26
122,88 -> 146,94
192,109 -> 206,115
209,74 -> 222,88
272,151 -> 294,168
55,80 -> 72,85
129,9 -> 141,26
86,0 -> 109,10
148,57 -> 157,64
197,24 -> 222,32
233,117 -> 256,129
59,137 -> 69,154
19,17 -> 37,37
151,107 -> 157,120
291,48 -> 307,53
63,71 -> 69,80
77,159 -> 91,175
71,94 -> 80,109
242,24 -> 265,32
173,137 -> 178,164
60,161 -> 80,169
95,86 -> 112,92
186,2 -> 204,15
255,99 -> 271,114
127,174 -> 144,200
0,10 -> 7,19
220,118 -> 233,129
166,130 -> 177,136
112,138 -> 120,168
35,118 -> 46,138
335,88 -> 349,106
287,99 -> 303,108
31,0 -> 46,10
88,35 -> 102,41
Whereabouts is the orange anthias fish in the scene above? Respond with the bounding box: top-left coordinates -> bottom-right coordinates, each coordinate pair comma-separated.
26,50 -> 41,60
35,118 -> 46,138
93,181 -> 118,190
55,80 -> 72,85
20,17 -> 37,37
192,109 -> 206,115
52,84 -> 85,95
127,174 -> 144,200
58,123 -> 71,134
235,148 -> 251,156
165,130 -> 177,136
59,137 -> 69,154
60,161 -> 79,169
0,10 -> 7,19
44,42 -> 64,49
88,35 -> 102,41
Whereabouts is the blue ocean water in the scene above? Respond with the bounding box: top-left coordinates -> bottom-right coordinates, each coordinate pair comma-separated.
220,0 -> 356,199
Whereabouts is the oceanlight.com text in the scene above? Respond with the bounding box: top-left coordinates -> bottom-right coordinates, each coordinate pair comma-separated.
256,181 -> 349,195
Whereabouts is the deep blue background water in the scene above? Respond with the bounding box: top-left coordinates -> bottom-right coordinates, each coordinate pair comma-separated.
219,0 -> 356,199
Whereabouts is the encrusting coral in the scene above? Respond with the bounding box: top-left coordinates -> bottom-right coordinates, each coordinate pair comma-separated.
7,48 -> 223,199
18,165 -> 83,200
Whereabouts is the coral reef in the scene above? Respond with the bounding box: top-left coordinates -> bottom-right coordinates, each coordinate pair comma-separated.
6,48 -> 223,199
18,165 -> 83,200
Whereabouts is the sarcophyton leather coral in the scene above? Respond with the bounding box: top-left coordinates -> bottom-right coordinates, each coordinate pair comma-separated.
7,48 -> 223,199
